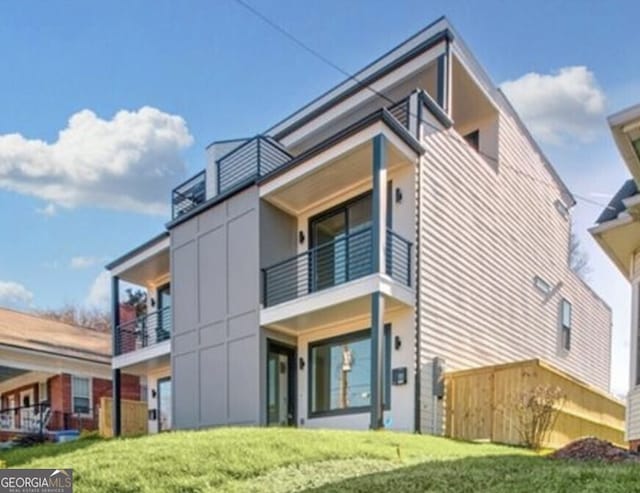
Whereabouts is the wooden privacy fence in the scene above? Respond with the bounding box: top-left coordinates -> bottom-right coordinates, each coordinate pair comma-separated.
98,397 -> 148,438
444,359 -> 625,449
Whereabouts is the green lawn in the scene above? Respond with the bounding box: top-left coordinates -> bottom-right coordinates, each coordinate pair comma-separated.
1,428 -> 638,492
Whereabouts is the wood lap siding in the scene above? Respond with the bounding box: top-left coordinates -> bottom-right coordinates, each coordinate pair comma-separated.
417,110 -> 611,397
627,390 -> 640,440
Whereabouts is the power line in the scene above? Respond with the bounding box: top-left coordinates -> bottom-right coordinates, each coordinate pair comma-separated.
229,0 -> 616,213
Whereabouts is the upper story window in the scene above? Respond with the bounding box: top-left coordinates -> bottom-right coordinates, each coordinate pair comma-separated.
71,376 -> 91,415
560,299 -> 572,352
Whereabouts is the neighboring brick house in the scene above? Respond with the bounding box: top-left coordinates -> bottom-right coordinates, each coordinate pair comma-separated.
0,307 -> 140,440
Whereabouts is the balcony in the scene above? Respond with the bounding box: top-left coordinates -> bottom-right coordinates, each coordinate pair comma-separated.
170,95 -> 414,220
114,307 -> 171,356
262,228 -> 412,308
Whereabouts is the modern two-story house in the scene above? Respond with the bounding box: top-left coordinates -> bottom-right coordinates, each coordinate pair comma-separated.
591,103 -> 640,451
107,17 -> 612,436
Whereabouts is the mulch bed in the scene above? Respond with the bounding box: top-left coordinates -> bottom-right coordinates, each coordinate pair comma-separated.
549,437 -> 640,463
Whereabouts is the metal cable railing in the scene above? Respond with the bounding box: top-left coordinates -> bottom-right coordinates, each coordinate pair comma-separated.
115,306 -> 172,356
262,228 -> 374,307
171,170 -> 206,219
386,229 -> 412,286
216,136 -> 292,195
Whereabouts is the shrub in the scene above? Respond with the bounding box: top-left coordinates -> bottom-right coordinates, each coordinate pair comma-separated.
514,384 -> 565,449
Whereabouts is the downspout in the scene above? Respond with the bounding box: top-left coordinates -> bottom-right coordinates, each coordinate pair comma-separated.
413,96 -> 423,434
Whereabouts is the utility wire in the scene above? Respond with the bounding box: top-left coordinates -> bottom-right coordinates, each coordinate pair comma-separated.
230,0 -> 617,213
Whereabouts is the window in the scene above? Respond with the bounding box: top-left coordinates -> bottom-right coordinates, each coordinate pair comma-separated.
309,326 -> 391,417
71,376 -> 91,415
464,130 -> 480,151
533,276 -> 551,295
560,299 -> 572,352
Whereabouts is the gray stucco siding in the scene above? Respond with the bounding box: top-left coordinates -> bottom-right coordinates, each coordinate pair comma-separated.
170,186 -> 261,429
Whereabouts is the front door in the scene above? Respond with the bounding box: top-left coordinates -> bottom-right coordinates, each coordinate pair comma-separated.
157,377 -> 172,432
267,342 -> 296,426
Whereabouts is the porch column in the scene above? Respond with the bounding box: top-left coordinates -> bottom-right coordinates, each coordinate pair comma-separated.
370,134 -> 387,430
436,36 -> 452,114
111,275 -> 121,437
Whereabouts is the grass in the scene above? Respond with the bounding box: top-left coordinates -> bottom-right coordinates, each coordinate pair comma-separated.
1,428 -> 639,492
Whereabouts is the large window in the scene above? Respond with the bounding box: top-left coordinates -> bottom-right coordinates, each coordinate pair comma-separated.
309,326 -> 391,417
71,376 -> 91,415
560,299 -> 572,352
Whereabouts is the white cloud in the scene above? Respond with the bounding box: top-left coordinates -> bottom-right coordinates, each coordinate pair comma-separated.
85,271 -> 111,309
36,203 -> 57,216
0,106 -> 193,215
0,281 -> 34,308
70,256 -> 102,269
501,66 -> 606,145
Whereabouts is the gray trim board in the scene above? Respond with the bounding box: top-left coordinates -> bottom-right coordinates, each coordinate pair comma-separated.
106,232 -> 169,270
266,18 -> 452,140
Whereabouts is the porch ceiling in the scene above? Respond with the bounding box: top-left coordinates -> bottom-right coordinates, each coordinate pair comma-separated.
0,366 -> 27,384
117,247 -> 170,286
591,217 -> 640,278
263,292 -> 409,333
262,139 -> 411,216
109,233 -> 170,286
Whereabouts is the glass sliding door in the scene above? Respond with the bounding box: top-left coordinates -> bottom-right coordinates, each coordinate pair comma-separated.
309,193 -> 373,292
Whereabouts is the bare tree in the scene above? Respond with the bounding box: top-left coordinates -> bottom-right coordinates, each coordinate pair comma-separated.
36,304 -> 111,332
569,232 -> 591,279
123,289 -> 147,317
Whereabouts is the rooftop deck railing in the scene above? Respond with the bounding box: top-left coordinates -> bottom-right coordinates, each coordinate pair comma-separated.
216,136 -> 293,195
171,170 -> 206,219
114,306 -> 171,356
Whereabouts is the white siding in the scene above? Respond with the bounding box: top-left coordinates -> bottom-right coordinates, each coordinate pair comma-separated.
416,104 -> 612,413
627,388 -> 640,441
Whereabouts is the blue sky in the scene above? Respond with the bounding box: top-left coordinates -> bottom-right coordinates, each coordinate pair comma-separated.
0,1 -> 638,393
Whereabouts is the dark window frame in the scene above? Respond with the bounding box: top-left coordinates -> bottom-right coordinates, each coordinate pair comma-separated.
560,299 -> 572,352
307,325 -> 391,419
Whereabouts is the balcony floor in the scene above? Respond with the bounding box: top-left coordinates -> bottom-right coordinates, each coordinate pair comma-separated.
260,273 -> 414,333
112,340 -> 171,373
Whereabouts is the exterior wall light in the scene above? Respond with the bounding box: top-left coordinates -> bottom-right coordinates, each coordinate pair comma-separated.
299,231 -> 305,244
394,335 -> 402,350
299,357 -> 305,370
395,187 -> 403,204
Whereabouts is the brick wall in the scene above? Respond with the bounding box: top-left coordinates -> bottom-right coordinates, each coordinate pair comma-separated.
2,373 -> 141,432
